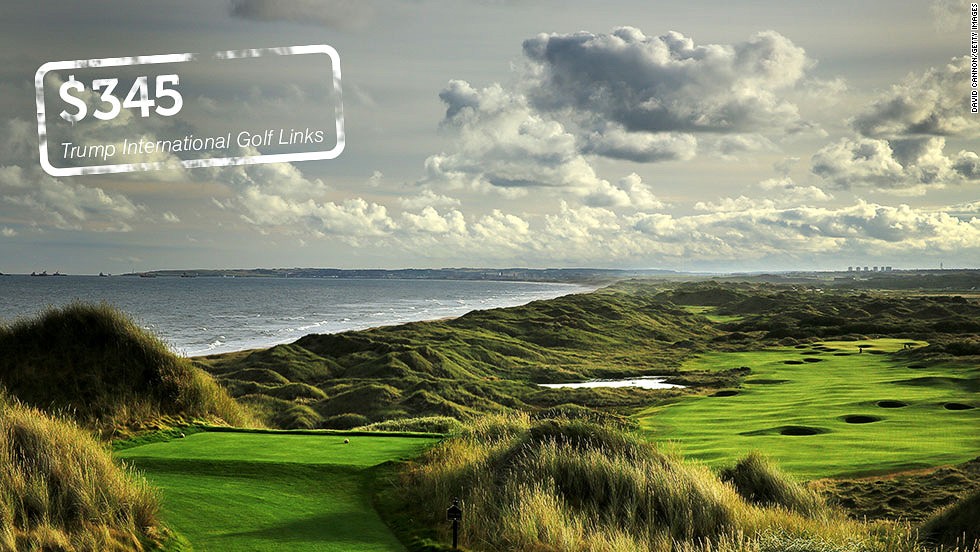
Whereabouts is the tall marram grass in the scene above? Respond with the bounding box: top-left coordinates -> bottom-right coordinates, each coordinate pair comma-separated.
719,452 -> 825,516
393,414 -> 978,552
0,394 -> 162,551
0,302 -> 256,436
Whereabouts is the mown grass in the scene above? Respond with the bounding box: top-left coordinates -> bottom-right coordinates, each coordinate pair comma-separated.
390,413 -> 973,552
0,303 -> 256,437
0,394 -> 163,551
116,430 -> 440,552
639,339 -> 980,479
680,305 -> 744,324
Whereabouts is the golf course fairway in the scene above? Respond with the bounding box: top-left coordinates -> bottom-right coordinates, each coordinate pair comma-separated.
116,431 -> 440,551
639,339 -> 980,479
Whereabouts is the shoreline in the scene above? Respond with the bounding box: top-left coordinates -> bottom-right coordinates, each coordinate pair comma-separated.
184,282 -> 597,358
0,275 -> 595,359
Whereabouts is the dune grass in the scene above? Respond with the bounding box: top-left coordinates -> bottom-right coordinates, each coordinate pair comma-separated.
390,413 -> 963,552
0,302 -> 256,437
196,285 -> 718,428
0,395 -> 163,551
639,339 -> 980,479
116,430 -> 439,551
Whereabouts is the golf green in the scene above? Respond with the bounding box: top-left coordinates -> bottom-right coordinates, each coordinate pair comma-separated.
116,431 -> 440,551
639,339 -> 980,479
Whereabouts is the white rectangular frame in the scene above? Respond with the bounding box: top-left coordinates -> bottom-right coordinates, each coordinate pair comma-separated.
35,45 -> 344,177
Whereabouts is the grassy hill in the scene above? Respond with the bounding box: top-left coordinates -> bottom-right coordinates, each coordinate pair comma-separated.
0,303 -> 256,438
197,285 -> 724,429
0,394 -> 165,551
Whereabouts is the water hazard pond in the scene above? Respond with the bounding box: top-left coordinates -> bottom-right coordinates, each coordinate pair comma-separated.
539,377 -> 685,390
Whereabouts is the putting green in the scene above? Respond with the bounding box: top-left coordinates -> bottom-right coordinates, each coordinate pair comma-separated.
117,431 -> 439,551
639,339 -> 980,479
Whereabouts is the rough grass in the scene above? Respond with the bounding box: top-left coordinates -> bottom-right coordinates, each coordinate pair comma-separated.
814,457 -> 980,524
919,489 -> 980,549
358,416 -> 465,434
720,453 -> 825,516
0,302 -> 257,437
384,413 -> 967,552
0,394 -> 163,551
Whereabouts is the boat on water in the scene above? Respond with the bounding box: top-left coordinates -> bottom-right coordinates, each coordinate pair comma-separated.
138,273 -> 157,278
31,271 -> 48,277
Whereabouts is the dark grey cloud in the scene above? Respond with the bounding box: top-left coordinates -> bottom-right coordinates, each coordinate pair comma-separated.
521,27 -> 810,135
229,0 -> 374,29
582,124 -> 697,162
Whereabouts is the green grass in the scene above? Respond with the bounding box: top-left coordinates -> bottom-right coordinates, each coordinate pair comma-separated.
681,305 -> 744,324
116,430 -> 439,551
639,339 -> 980,479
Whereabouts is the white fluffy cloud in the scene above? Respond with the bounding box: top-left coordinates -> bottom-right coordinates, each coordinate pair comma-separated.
810,56 -> 980,192
420,26 -> 821,207
758,177 -> 832,203
523,27 -> 811,134
398,189 -> 461,210
427,81 -> 638,203
852,56 -> 976,138
812,136 -> 980,191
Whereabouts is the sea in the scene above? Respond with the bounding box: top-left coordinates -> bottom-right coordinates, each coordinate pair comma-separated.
0,275 -> 590,357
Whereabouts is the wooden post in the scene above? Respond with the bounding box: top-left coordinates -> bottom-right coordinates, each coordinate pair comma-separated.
446,497 -> 462,550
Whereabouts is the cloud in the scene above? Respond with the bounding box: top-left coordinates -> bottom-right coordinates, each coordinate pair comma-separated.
758,177 -> 833,203
582,124 -> 697,162
239,190 -> 395,238
522,27 -> 811,134
229,0 -> 374,29
931,0 -> 974,31
1,227 -> 17,237
852,56 -> 976,139
426,81 -> 616,199
398,189 -> 461,210
811,136 -> 980,191
427,25 -> 817,190
401,206 -> 466,234
584,173 -> 666,210
162,211 -> 180,223
0,165 -> 143,231
0,119 -> 33,165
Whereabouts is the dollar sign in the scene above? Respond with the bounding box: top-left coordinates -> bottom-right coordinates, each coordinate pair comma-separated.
59,75 -> 87,124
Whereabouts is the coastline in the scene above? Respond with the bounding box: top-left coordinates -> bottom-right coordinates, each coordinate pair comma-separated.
0,275 -> 595,358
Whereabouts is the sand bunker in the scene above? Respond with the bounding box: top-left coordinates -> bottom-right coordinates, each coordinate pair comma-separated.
876,400 -> 908,408
842,415 -> 882,424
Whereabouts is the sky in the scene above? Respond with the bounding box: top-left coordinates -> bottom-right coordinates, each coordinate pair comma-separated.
0,0 -> 977,274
